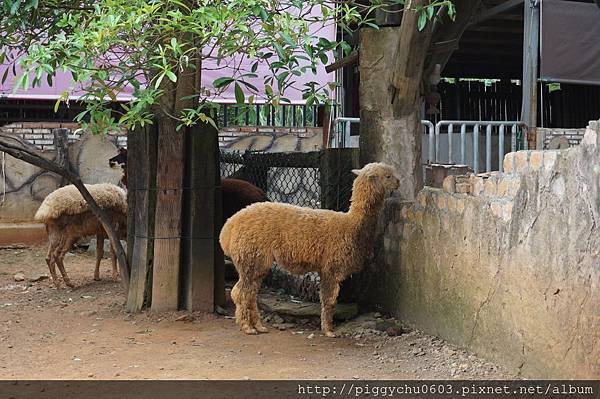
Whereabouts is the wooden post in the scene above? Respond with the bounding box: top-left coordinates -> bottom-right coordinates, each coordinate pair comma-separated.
181,122 -> 224,311
521,0 -> 540,147
319,148 -> 360,212
151,118 -> 185,312
126,125 -> 157,312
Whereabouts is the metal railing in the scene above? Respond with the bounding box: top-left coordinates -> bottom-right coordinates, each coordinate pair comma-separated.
331,117 -> 360,148
332,118 -> 435,149
431,121 -> 528,173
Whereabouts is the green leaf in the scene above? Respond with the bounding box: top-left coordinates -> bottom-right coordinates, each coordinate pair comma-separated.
417,12 -> 427,31
1,68 -> 9,85
165,70 -> 177,83
213,77 -> 234,88
234,82 -> 245,104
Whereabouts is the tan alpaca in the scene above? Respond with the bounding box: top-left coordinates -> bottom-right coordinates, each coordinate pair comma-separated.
219,162 -> 400,337
35,184 -> 127,288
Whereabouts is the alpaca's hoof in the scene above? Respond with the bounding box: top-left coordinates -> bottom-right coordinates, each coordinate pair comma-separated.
324,331 -> 337,338
94,276 -> 101,281
255,324 -> 269,333
242,326 -> 258,335
52,280 -> 61,289
64,279 -> 75,288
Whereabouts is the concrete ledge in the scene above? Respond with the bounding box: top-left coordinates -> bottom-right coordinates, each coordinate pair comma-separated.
0,223 -> 47,247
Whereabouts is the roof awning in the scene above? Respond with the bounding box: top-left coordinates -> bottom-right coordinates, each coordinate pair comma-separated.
540,0 -> 600,85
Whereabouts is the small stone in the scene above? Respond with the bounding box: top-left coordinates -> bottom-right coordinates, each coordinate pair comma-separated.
352,376 -> 360,380
386,327 -> 404,337
114,373 -> 120,377
307,333 -> 315,339
514,151 -> 529,172
455,182 -> 471,194
87,373 -> 94,378
175,314 -> 193,322
442,176 -> 456,193
529,151 -> 543,171
13,273 -> 25,282
243,376 -> 250,381
171,341 -> 177,345
257,351 -> 262,355
29,275 -> 49,282
503,152 -> 515,173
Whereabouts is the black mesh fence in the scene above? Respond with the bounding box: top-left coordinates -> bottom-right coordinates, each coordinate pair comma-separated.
220,149 -> 322,209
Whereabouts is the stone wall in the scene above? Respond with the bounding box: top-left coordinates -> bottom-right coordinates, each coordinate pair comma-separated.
219,126 -> 323,152
365,121 -> 600,378
0,132 -> 123,222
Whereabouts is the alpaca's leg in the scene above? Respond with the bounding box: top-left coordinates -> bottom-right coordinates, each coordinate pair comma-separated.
45,239 -> 60,288
55,237 -> 76,288
248,280 -> 268,333
231,277 -> 257,335
319,276 -> 340,337
94,233 -> 103,281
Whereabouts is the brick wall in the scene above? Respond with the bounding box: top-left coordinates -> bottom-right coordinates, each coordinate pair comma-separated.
1,122 -> 321,151
540,127 -> 586,148
0,122 -> 127,150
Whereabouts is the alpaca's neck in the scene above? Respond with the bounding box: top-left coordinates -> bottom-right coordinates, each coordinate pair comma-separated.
347,181 -> 385,227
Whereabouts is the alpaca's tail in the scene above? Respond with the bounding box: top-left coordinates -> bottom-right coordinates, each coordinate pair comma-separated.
219,218 -> 234,257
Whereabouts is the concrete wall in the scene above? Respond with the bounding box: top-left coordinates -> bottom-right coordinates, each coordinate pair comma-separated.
0,132 -> 122,222
366,121 -> 600,378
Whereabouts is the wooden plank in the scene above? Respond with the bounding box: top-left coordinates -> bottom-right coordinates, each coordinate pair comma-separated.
180,122 -> 223,312
126,125 -> 157,312
151,118 -> 184,312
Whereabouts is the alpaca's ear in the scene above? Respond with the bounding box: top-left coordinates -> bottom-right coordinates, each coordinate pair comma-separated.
351,169 -> 362,176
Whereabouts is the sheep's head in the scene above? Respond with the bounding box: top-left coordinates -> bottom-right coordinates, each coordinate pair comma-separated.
352,163 -> 400,194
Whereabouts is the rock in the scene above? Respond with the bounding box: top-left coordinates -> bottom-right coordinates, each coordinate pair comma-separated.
258,295 -> 358,321
272,323 -> 296,331
13,273 -> 25,282
271,314 -> 284,324
175,314 -> 193,322
307,333 -> 315,339
386,327 -> 404,337
29,275 -> 49,282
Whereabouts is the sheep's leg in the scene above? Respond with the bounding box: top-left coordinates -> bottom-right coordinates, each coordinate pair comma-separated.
45,241 -> 60,289
109,243 -> 118,280
55,237 -> 76,288
319,276 -> 340,338
94,233 -> 103,281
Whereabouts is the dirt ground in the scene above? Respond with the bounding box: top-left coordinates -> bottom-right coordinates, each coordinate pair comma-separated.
0,247 -> 516,380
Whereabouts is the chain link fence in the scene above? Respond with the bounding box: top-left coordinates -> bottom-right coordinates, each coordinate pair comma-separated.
220,149 -> 322,209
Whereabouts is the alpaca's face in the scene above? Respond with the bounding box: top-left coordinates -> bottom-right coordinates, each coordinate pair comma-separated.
353,163 -> 400,193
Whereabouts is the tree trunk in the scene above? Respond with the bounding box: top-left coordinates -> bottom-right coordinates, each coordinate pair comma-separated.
359,25 -> 430,200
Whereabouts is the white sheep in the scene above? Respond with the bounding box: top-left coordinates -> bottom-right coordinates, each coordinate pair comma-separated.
219,162 -> 400,336
35,183 -> 127,288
